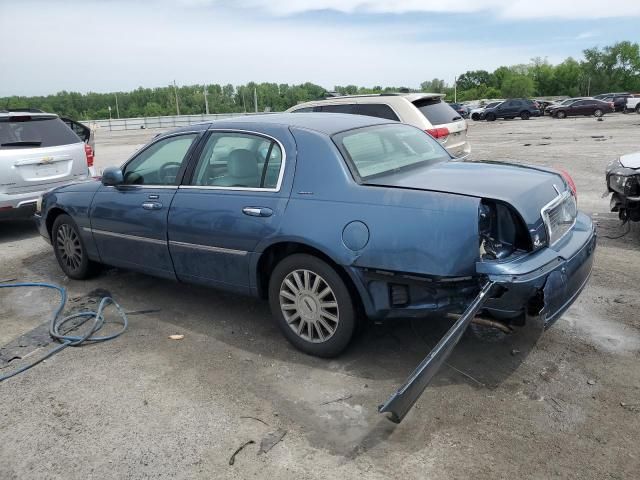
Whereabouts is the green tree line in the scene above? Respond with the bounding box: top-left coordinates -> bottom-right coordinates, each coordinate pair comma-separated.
2,41 -> 638,120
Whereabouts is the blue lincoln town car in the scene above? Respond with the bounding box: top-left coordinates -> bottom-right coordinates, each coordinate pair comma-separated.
36,113 -> 595,422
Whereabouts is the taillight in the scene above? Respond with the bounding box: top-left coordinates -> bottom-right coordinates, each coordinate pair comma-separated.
84,144 -> 94,167
556,168 -> 577,199
426,127 -> 449,139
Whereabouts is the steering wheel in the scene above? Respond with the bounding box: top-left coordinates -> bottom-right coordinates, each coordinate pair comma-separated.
159,162 -> 182,184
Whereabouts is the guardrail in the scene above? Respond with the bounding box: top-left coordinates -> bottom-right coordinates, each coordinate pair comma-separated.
83,112 -> 271,131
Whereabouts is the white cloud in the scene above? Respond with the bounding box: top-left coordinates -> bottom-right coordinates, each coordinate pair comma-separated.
0,1 -> 559,96
197,0 -> 640,19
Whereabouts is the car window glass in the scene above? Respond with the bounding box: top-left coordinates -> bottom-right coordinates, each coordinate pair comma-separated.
319,104 -> 355,114
291,107 -> 313,113
122,134 -> 197,186
335,124 -> 450,181
354,104 -> 399,121
191,132 -> 283,189
0,117 -> 80,149
412,98 -> 461,124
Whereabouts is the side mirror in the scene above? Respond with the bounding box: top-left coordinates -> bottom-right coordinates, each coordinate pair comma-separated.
101,167 -> 124,186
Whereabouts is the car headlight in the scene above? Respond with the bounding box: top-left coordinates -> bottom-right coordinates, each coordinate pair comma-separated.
542,192 -> 577,246
609,174 -> 640,196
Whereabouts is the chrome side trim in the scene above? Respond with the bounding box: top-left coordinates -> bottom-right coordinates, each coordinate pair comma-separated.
181,128 -> 288,193
88,228 -> 167,246
168,240 -> 247,256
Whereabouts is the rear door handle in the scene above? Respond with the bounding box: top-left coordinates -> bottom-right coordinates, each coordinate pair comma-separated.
142,201 -> 163,210
243,207 -> 273,217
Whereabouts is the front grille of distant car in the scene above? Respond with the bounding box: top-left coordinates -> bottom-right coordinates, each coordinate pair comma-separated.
542,191 -> 577,245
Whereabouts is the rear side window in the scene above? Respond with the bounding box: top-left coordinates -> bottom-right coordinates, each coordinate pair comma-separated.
412,99 -> 461,125
291,107 -> 313,113
0,116 -> 80,149
354,104 -> 399,121
318,104 -> 355,114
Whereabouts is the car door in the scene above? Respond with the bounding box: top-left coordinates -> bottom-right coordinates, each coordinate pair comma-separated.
89,132 -> 201,279
168,126 -> 295,293
496,100 -> 513,117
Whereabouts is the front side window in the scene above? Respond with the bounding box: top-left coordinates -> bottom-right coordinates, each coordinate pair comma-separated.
334,124 -> 450,181
122,134 -> 197,185
191,132 -> 283,189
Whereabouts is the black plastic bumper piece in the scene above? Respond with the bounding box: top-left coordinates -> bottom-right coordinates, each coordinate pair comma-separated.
378,281 -> 496,423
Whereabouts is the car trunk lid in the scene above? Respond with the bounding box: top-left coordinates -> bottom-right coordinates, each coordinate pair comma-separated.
365,160 -> 565,226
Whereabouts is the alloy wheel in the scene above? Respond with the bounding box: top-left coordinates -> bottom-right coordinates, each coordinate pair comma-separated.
56,223 -> 83,271
279,269 -> 339,343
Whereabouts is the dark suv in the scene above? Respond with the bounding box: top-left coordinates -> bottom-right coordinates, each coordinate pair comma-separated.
481,99 -> 541,121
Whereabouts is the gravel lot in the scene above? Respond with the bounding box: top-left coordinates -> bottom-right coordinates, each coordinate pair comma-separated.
1,114 -> 639,479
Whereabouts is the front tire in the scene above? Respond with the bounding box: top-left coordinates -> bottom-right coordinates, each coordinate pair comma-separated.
485,113 -> 496,122
557,110 -> 567,119
471,113 -> 480,121
52,214 -> 98,279
268,254 -> 356,357
520,111 -> 530,120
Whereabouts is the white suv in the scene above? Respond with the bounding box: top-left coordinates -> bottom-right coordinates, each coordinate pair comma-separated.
286,93 -> 470,158
0,111 -> 91,220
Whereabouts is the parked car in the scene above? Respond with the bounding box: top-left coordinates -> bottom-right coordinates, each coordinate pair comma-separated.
607,151 -> 640,222
544,97 -> 592,115
594,92 -> 629,100
448,103 -> 469,118
286,93 -> 470,158
480,99 -> 541,121
36,113 -> 596,422
548,99 -> 613,118
625,95 -> 640,113
0,111 -> 91,220
601,94 -> 633,112
470,101 -> 502,121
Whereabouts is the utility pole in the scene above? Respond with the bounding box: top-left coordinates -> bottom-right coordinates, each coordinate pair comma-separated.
115,93 -> 120,119
253,87 -> 258,113
173,80 -> 180,115
587,77 -> 591,96
454,76 -> 457,103
203,84 -> 209,114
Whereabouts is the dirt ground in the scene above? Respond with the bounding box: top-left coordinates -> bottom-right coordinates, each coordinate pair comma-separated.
1,114 -> 639,480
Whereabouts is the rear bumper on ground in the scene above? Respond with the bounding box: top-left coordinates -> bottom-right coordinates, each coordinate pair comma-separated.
349,213 -> 596,326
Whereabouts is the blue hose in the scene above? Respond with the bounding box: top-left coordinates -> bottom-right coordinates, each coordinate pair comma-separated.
0,282 -> 127,382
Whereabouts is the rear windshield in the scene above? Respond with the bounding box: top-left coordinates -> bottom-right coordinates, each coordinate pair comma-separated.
333,124 -> 450,181
0,116 -> 80,149
412,98 -> 462,125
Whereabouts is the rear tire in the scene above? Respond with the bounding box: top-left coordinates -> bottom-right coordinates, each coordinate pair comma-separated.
635,104 -> 640,114
52,214 -> 99,279
268,254 -> 356,357
485,113 -> 496,122
471,113 -> 480,121
594,108 -> 604,117
520,111 -> 530,120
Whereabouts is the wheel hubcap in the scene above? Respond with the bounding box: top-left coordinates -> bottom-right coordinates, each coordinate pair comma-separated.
279,269 -> 339,343
56,224 -> 82,270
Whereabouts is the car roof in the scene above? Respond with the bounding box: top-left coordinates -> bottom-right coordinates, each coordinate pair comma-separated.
0,111 -> 58,119
187,112 -> 393,136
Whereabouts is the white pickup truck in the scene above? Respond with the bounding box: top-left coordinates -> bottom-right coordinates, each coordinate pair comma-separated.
626,95 -> 640,113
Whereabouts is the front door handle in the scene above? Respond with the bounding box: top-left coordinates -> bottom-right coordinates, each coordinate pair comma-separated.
142,201 -> 163,210
243,207 -> 273,217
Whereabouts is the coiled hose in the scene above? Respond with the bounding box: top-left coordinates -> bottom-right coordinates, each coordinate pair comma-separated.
0,282 -> 127,382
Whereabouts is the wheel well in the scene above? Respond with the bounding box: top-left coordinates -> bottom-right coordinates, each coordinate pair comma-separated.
45,207 -> 67,240
256,242 -> 364,313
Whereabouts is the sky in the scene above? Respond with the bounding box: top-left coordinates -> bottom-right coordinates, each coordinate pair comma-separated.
1,0 -> 639,96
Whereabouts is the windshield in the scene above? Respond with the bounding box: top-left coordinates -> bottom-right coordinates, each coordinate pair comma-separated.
333,124 -> 450,181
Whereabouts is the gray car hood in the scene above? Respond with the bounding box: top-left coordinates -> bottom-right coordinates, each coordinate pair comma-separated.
620,152 -> 640,169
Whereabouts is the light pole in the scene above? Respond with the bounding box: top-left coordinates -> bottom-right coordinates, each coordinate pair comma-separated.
173,80 -> 180,115
204,84 -> 209,115
115,93 -> 120,119
454,76 -> 457,103
108,106 -> 112,131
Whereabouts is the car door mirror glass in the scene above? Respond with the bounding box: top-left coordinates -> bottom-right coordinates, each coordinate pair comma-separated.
101,167 -> 124,186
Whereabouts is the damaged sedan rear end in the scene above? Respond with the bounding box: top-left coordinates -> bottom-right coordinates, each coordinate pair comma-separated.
36,113 -> 596,424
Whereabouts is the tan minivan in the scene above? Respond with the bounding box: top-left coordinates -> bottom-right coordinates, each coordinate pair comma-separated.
286,93 -> 470,158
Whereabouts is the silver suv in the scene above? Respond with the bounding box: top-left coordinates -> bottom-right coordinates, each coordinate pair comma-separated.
286,93 -> 470,157
0,111 -> 90,220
